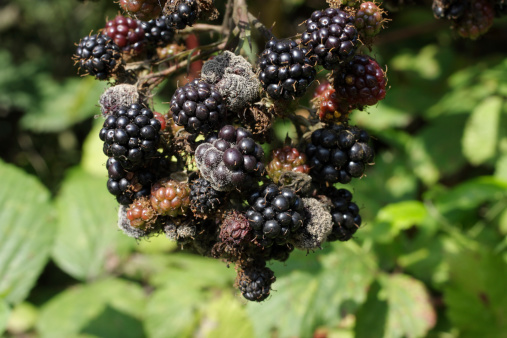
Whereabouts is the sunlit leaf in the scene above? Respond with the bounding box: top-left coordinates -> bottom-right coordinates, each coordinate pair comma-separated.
0,299 -> 9,336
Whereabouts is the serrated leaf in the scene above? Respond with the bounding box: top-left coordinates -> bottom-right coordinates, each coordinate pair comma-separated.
144,283 -> 203,338
0,299 -> 10,335
0,160 -> 55,304
444,248 -> 507,337
462,96 -> 502,165
200,292 -> 255,338
20,76 -> 105,133
52,168 -> 123,281
37,278 -> 146,338
247,242 -> 376,338
377,274 -> 436,338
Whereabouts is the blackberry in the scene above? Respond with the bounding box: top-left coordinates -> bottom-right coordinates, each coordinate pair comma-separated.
195,125 -> 265,191
213,211 -> 253,260
258,39 -> 317,100
170,79 -> 227,134
126,196 -> 157,229
433,0 -> 468,19
311,81 -> 353,123
119,0 -> 166,21
189,177 -> 224,216
262,243 -> 294,262
333,54 -> 387,107
236,264 -> 276,302
246,184 -> 305,247
99,104 -> 161,170
165,0 -> 199,29
301,8 -> 358,70
74,34 -> 122,80
266,146 -> 310,184
150,178 -> 191,217
106,157 -> 155,205
104,15 -> 145,54
453,0 -> 494,39
140,16 -> 175,46
355,2 -> 387,40
306,124 -> 374,184
323,187 -> 362,242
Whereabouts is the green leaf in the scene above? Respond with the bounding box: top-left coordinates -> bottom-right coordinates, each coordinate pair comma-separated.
247,242 -> 376,338
20,76 -> 106,133
6,302 -> 38,334
462,96 -> 502,165
355,281 -> 387,338
81,120 -> 109,178
372,201 -> 428,242
377,274 -> 436,338
0,160 -> 55,304
37,278 -> 146,338
200,292 -> 255,338
52,168 -> 124,281
0,299 -> 9,336
144,283 -> 203,338
444,248 -> 507,337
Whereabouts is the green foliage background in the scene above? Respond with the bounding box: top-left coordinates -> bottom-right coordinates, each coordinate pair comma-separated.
1,0 -> 507,337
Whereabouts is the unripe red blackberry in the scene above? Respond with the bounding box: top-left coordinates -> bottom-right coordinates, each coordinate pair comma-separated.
195,125 -> 265,192
354,2 -> 386,39
170,79 -> 227,135
312,82 -> 353,123
99,104 -> 162,170
236,264 -> 276,302
165,0 -> 199,29
150,178 -> 191,217
306,124 -> 374,184
189,177 -> 224,216
246,184 -> 305,247
140,16 -> 175,46
119,0 -> 167,21
126,196 -> 157,229
266,146 -> 310,184
104,15 -> 145,54
333,54 -> 387,107
301,7 -> 358,70
74,34 -> 123,80
258,39 -> 317,100
453,0 -> 494,39
214,211 -> 253,260
323,187 -> 362,242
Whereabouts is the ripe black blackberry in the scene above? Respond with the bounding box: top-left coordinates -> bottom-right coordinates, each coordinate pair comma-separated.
236,264 -> 276,302
99,104 -> 161,170
323,187 -> 362,242
165,0 -> 198,29
246,184 -> 305,247
170,79 -> 227,135
432,0 -> 468,19
258,39 -> 317,100
333,54 -> 387,107
140,16 -> 175,46
195,125 -> 265,191
106,157 -> 155,205
74,34 -> 123,80
306,124 -> 374,184
301,7 -> 358,70
189,177 -> 224,216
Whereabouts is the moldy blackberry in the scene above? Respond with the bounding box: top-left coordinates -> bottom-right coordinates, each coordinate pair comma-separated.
246,184 -> 305,247
100,104 -> 162,170
170,79 -> 227,135
306,124 -> 374,184
301,8 -> 358,70
74,34 -> 123,80
140,16 -> 175,47
236,263 -> 276,302
323,187 -> 362,242
189,177 -> 224,216
258,39 -> 317,100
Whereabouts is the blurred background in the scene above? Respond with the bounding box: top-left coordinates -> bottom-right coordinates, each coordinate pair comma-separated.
1,0 -> 507,337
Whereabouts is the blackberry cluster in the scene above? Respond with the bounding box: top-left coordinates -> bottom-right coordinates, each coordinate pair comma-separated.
306,125 -> 374,184
258,39 -> 317,100
140,16 -> 175,46
312,82 -> 353,123
165,0 -> 199,29
106,157 -> 155,205
246,184 -> 305,247
195,125 -> 265,191
170,79 -> 227,134
99,104 -> 161,170
324,187 -> 362,242
333,54 -> 387,107
74,34 -> 122,80
236,264 -> 276,302
354,2 -> 386,39
189,177 -> 224,216
301,8 -> 358,70
453,0 -> 495,39
104,15 -> 145,53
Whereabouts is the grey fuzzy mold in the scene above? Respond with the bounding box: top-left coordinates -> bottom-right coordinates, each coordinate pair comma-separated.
99,84 -> 139,116
291,198 -> 333,250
